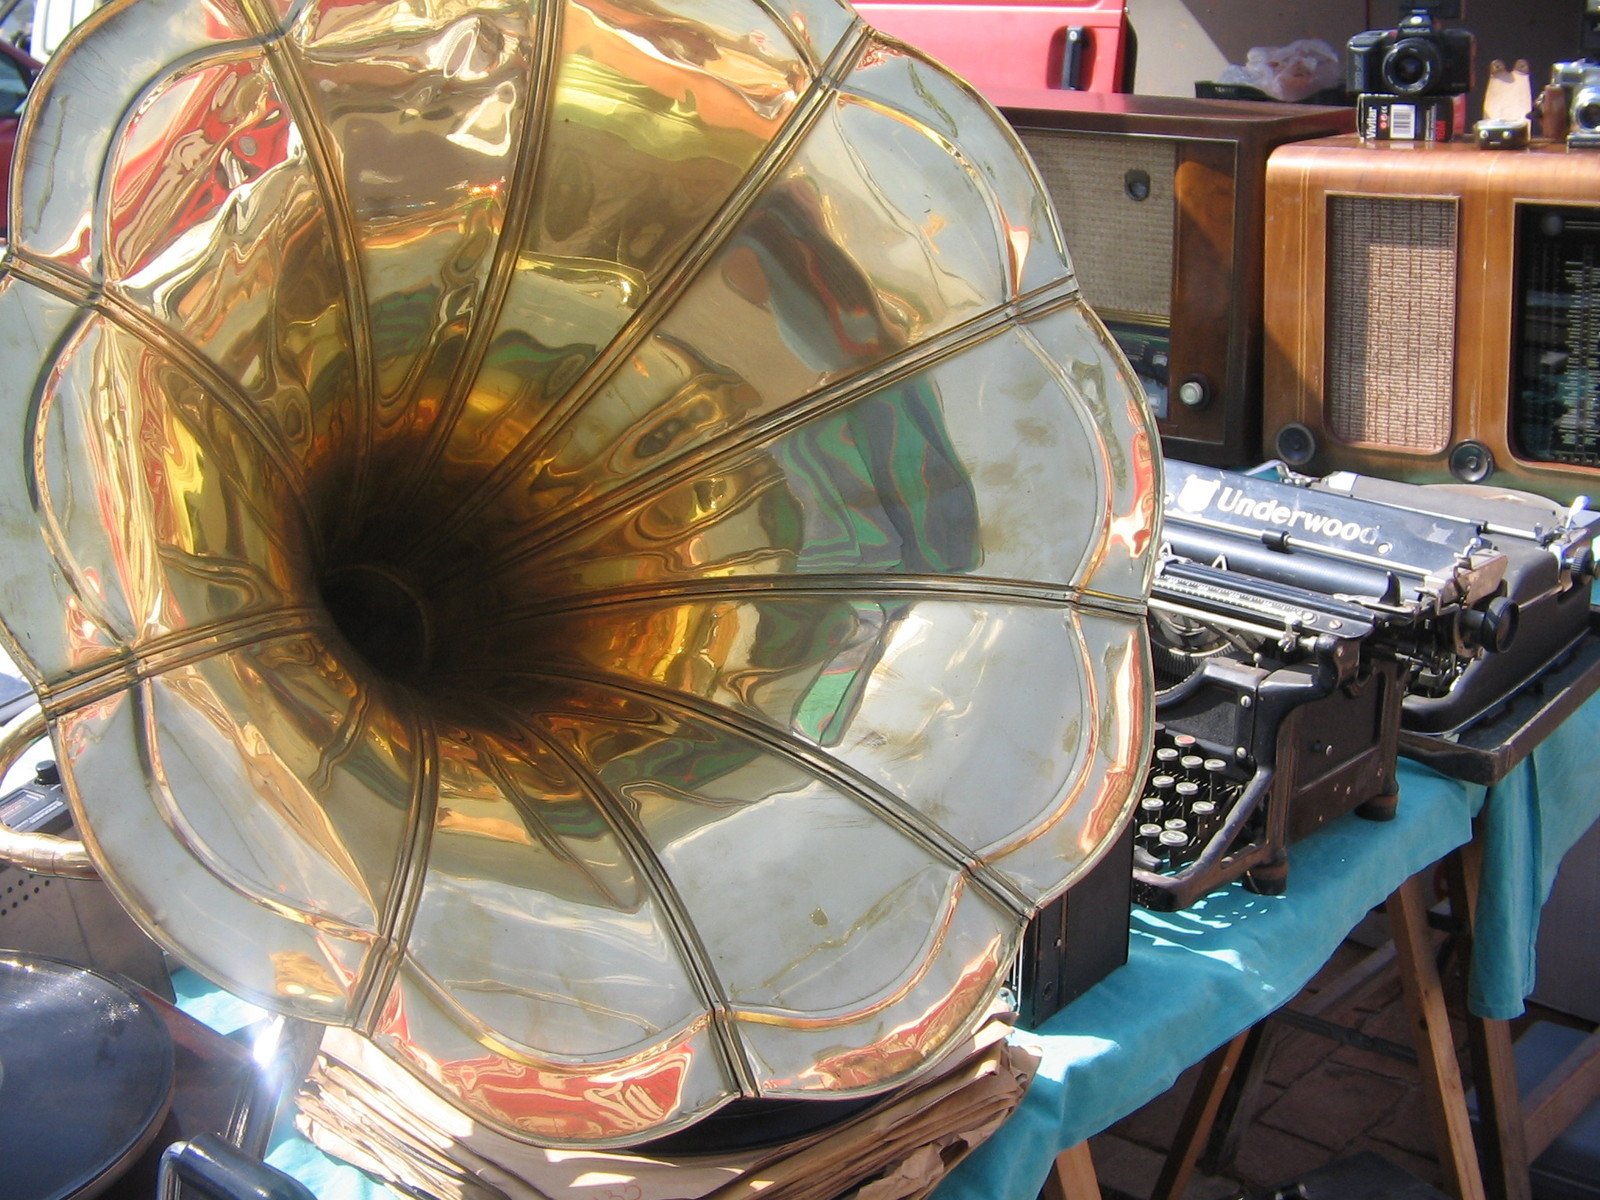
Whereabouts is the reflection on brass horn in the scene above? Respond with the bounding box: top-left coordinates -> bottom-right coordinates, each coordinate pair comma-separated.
0,0 -> 1157,1148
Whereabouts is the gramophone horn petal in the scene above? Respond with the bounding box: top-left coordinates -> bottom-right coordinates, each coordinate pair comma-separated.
480,679 -> 1021,1096
377,957 -> 736,1145
11,0 -> 260,267
0,0 -> 1160,1148
55,682 -> 379,1021
0,285 -> 313,688
1026,303 -> 1163,598
412,718 -> 718,1060
477,311 -> 1140,603
0,281 -> 129,686
104,54 -> 358,516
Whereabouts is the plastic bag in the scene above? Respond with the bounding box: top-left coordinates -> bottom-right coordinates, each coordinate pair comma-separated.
1216,39 -> 1342,102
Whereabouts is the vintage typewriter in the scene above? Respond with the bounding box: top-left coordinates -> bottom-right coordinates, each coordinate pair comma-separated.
1134,459 -> 1600,909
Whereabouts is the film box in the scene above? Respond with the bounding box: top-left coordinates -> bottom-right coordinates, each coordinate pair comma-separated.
1358,94 -> 1455,141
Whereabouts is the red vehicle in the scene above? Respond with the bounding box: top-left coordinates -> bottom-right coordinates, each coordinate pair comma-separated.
0,39 -> 41,238
854,1 -> 1133,100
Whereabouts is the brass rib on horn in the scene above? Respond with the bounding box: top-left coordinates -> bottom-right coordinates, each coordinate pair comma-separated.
0,0 -> 1158,1146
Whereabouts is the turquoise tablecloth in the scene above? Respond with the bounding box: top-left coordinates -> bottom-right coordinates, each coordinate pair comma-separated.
934,687 -> 1600,1199
1467,687 -> 1600,1019
933,757 -> 1482,1200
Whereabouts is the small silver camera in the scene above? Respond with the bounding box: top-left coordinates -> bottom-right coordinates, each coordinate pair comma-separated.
1552,0 -> 1600,146
1553,61 -> 1600,144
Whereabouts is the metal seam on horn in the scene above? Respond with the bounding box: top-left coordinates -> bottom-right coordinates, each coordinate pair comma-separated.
468,578 -> 1148,636
353,703 -> 439,1034
33,610 -> 326,721
494,702 -> 764,1100
236,0 -> 378,557
387,1 -> 568,514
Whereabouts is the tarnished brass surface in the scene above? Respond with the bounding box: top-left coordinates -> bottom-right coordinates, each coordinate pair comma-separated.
0,0 -> 1158,1146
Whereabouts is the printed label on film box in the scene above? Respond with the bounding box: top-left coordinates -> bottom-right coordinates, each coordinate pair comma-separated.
1358,94 -> 1455,142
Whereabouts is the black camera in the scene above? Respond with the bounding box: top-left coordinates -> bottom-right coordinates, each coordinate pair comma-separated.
1347,1 -> 1474,98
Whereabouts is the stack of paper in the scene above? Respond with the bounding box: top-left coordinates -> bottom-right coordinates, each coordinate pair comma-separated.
295,1008 -> 1035,1200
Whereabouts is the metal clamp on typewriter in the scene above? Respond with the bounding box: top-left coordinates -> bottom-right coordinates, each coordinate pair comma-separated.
1135,461 -> 1525,908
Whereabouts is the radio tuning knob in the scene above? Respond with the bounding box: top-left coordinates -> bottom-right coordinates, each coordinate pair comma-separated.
1275,422 -> 1317,467
1176,375 -> 1210,409
1448,440 -> 1495,484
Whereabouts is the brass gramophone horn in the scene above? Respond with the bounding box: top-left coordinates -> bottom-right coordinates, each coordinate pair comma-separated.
0,0 -> 1157,1147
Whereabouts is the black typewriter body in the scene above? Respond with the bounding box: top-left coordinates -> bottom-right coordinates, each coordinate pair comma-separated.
1133,460 -> 1600,909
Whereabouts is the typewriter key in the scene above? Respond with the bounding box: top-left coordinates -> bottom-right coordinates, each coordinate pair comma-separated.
1157,828 -> 1190,864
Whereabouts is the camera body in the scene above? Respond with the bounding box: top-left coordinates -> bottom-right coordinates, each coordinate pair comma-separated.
1549,4 -> 1600,147
1552,59 -> 1600,143
1347,11 -> 1474,98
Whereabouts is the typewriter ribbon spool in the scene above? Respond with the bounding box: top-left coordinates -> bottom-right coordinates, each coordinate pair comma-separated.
0,0 -> 1157,1146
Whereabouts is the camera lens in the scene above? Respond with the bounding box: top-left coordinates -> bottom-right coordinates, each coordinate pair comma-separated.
1574,86 -> 1600,132
1381,37 -> 1442,95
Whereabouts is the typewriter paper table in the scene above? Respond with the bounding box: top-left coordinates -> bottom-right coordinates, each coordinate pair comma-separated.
934,686 -> 1600,1200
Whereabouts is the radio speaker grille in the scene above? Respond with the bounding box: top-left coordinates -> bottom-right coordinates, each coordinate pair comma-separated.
1019,130 -> 1176,323
1326,195 -> 1457,451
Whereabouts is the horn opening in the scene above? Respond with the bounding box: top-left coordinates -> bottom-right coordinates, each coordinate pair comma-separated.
0,0 -> 1159,1147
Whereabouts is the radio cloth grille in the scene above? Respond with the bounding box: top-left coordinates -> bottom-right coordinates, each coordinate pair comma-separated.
1020,130 -> 1175,323
1326,195 -> 1457,451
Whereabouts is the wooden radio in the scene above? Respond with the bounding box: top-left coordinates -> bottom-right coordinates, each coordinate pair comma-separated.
995,93 -> 1353,467
1264,136 -> 1600,505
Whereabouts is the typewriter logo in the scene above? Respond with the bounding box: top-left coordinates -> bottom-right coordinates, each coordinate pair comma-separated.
1174,474 -> 1223,515
1212,487 -> 1382,546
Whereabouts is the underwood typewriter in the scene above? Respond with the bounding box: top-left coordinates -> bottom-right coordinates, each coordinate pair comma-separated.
1135,460 -> 1600,909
